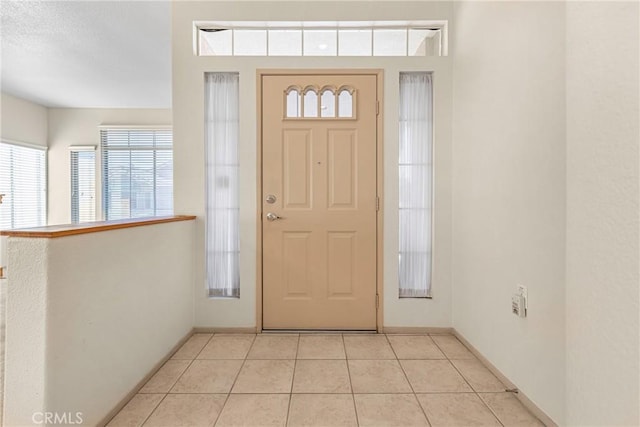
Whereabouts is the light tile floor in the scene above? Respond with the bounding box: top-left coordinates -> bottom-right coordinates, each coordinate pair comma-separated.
106,333 -> 545,427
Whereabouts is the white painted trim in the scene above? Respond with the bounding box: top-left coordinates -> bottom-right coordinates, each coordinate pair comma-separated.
384,326 -> 453,334
68,145 -> 96,151
0,139 -> 47,151
193,327 -> 258,334
195,20 -> 448,30
97,125 -> 172,130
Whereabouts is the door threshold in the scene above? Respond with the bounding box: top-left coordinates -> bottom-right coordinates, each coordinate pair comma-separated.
261,329 -> 377,334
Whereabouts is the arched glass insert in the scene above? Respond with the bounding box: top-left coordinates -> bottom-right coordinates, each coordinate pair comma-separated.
286,89 -> 301,118
338,89 -> 353,118
320,89 -> 336,117
303,89 -> 319,117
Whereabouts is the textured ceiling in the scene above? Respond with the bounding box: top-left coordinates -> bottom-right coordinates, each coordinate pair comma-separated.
0,1 -> 171,108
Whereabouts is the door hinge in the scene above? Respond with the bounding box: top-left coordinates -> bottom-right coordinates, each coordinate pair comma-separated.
376,196 -> 380,211
376,294 -> 379,309
376,101 -> 380,115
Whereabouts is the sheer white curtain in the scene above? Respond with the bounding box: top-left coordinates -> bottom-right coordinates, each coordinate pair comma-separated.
205,73 -> 240,297
399,72 -> 433,298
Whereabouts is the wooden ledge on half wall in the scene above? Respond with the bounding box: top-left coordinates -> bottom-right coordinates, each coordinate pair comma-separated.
0,215 -> 197,239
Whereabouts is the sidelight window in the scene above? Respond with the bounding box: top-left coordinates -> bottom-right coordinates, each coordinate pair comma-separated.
398,72 -> 433,298
205,72 -> 240,298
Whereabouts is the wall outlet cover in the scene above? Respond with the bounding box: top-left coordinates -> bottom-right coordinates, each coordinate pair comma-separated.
512,294 -> 526,318
517,284 -> 528,309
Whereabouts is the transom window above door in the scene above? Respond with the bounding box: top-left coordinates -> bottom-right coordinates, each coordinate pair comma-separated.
285,85 -> 355,119
194,21 -> 447,57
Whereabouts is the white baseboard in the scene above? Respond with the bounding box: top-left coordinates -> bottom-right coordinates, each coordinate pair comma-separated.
193,327 -> 258,334
383,326 -> 454,334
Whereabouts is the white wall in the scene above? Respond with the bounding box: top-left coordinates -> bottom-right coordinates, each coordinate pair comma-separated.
566,2 -> 639,425
451,2 -> 566,423
0,92 -> 48,147
2,238 -> 48,427
0,101 -> 172,225
0,93 -> 49,426
3,220 -> 195,426
47,108 -> 172,225
172,1 -> 454,329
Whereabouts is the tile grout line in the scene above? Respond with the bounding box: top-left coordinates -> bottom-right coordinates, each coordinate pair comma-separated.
147,390 -> 510,395
140,335 -> 209,426
194,332 -> 216,360
477,392 -> 509,427
212,333 -> 257,426
448,362 -> 504,426
163,333 -> 218,395
138,393 -> 169,427
342,334 -> 361,427
165,353 -> 200,394
202,340 -> 234,426
432,336 -> 505,427
116,332 -> 536,426
431,335 -> 477,392
383,334 -> 434,426
136,333 -> 216,426
285,334 -> 301,426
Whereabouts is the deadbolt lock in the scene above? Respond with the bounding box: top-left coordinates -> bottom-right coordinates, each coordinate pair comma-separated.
265,194 -> 277,204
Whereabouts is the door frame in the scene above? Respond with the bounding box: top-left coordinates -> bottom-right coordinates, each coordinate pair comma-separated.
256,69 -> 384,332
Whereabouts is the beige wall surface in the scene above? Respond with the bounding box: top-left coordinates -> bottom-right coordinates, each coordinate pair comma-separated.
47,108 -> 172,225
172,1 -> 454,329
4,221 -> 195,426
0,92 -> 48,147
566,2 -> 639,425
451,2 -> 566,423
1,2 -> 637,425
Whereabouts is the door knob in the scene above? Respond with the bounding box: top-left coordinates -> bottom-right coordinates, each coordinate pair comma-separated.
266,212 -> 281,221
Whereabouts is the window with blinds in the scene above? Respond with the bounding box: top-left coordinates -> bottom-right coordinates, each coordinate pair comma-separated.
0,142 -> 47,230
101,128 -> 173,220
70,148 -> 96,223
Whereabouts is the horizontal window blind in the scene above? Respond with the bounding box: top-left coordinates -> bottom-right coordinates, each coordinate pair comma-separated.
0,142 -> 47,230
101,129 -> 173,220
70,149 -> 96,223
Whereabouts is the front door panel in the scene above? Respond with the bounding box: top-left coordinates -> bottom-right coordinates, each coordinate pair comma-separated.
262,74 -> 378,330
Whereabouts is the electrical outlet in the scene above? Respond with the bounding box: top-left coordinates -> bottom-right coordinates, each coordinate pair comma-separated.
517,284 -> 528,309
512,284 -> 528,318
512,294 -> 526,317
